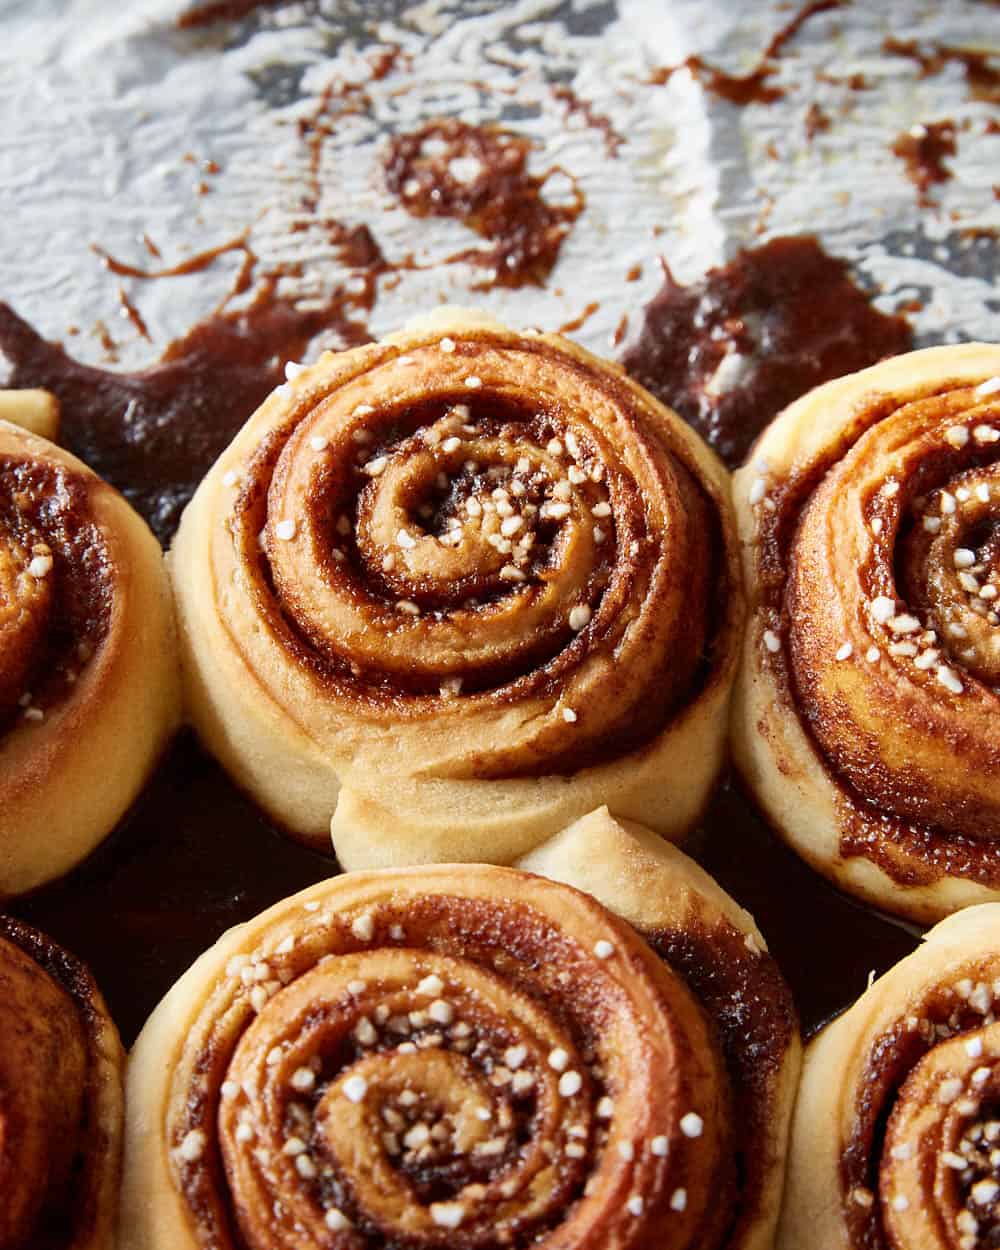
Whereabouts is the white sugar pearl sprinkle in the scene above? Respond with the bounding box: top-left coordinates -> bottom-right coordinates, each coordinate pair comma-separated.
835,642 -> 853,662
351,913 -> 375,942
594,940 -> 614,959
618,1141 -> 635,1161
651,1136 -> 669,1156
569,604 -> 592,631
342,1075 -> 368,1103
548,1048 -> 569,1071
763,629 -> 781,652
679,1112 -> 704,1138
558,1071 -> 583,1097
670,1188 -> 688,1212
325,1210 -> 352,1231
177,1130 -> 206,1162
431,1203 -> 466,1229
562,707 -> 577,723
274,520 -> 296,541
627,1196 -> 644,1216
28,555 -> 52,578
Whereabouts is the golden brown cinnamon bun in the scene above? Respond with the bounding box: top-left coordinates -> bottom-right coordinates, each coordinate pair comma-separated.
732,344 -> 1000,923
0,915 -> 123,1250
168,311 -> 742,864
779,903 -> 1000,1250
0,406 -> 179,895
120,809 -> 799,1250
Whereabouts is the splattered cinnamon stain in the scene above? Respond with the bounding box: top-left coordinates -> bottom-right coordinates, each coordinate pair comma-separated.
177,0 -> 287,29
296,46 -> 411,216
804,101 -> 831,141
1,221 -> 388,543
891,121 -> 958,206
92,232 -> 256,284
551,84 -> 624,157
621,236 -> 913,468
648,0 -> 842,106
557,301 -> 600,334
116,287 -> 151,342
384,118 -> 585,288
883,37 -> 1000,104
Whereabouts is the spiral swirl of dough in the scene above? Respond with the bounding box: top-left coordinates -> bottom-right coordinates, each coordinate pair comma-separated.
733,344 -> 1000,922
169,312 -> 741,866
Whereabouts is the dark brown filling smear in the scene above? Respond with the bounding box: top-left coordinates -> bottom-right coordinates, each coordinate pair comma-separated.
648,920 -> 798,1249
0,300 -> 356,545
0,456 -> 113,730
620,236 -> 913,469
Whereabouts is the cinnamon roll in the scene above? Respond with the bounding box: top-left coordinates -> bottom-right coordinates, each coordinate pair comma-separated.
732,344 -> 1000,923
0,915 -> 124,1250
120,808 -> 799,1250
168,310 -> 742,864
0,405 -> 179,895
779,902 -> 1000,1250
